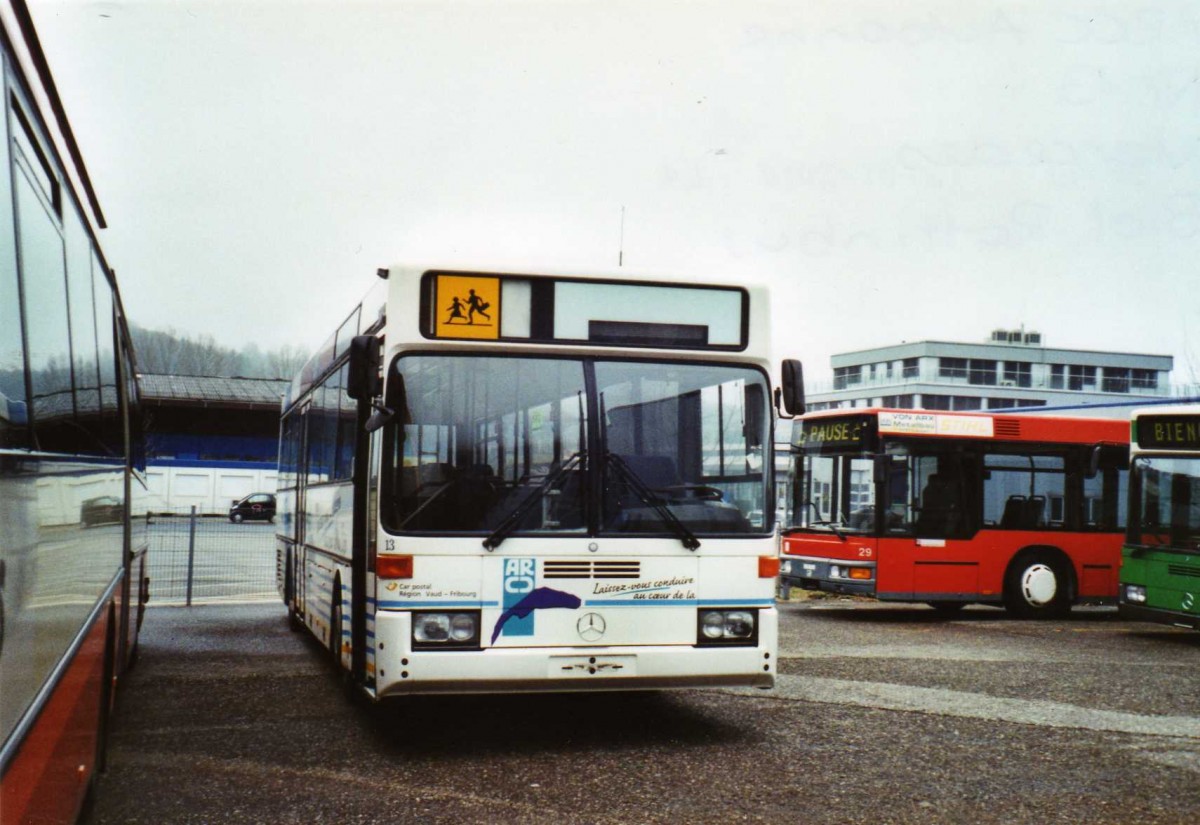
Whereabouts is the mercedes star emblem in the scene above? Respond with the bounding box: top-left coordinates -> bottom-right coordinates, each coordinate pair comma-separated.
576,612 -> 606,641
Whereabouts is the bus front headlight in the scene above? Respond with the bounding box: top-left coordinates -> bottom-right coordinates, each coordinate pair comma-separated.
697,609 -> 758,645
1124,585 -> 1147,604
412,611 -> 481,648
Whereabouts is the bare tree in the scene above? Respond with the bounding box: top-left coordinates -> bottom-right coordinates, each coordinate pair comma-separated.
130,324 -> 308,379
266,343 -> 310,380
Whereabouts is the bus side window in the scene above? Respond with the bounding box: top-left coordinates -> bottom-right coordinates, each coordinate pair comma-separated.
1082,444 -> 1129,531
0,142 -> 27,448
883,456 -> 910,532
916,467 -> 960,536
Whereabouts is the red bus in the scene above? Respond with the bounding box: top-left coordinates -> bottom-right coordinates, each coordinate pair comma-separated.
780,409 -> 1129,617
1,2 -> 149,822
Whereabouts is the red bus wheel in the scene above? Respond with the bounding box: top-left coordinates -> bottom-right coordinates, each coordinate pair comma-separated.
1004,552 -> 1072,619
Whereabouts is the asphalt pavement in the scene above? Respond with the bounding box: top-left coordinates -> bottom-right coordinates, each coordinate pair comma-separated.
85,598 -> 1200,824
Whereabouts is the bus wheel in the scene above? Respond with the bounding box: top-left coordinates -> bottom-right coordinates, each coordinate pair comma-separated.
330,594 -> 344,671
328,591 -> 363,704
1004,552 -> 1071,619
926,601 -> 966,615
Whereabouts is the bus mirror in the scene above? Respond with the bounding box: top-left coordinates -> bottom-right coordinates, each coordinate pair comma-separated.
744,384 -> 765,448
366,374 -> 406,435
1086,445 -> 1102,479
364,403 -> 395,434
780,360 -> 805,416
347,335 -> 381,400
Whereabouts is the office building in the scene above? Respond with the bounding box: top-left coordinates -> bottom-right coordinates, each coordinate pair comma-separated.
806,328 -> 1174,414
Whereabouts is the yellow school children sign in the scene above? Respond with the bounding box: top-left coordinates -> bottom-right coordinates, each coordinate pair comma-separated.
434,274 -> 500,340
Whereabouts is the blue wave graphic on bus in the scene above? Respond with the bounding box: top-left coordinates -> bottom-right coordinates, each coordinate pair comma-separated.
490,587 -> 581,644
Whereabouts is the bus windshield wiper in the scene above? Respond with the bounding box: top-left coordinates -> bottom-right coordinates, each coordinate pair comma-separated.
812,519 -> 846,542
606,452 -> 701,551
483,452 -> 585,551
783,501 -> 845,541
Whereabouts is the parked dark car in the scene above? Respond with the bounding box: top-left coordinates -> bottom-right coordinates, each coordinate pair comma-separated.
80,495 -> 124,527
229,493 -> 276,523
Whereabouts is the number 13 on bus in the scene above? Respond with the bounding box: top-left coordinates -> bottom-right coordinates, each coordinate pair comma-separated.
276,265 -> 805,698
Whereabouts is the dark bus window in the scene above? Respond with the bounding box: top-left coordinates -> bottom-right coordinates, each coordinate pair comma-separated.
878,444 -> 981,539
1082,445 -> 1129,531
334,364 -> 356,480
277,411 -> 300,491
66,204 -> 102,452
306,386 -> 336,485
0,105 -> 29,448
93,261 -> 122,453
15,169 -> 75,452
983,452 -> 1066,530
120,324 -> 144,469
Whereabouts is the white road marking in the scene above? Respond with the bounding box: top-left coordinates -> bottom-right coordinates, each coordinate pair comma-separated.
733,674 -> 1200,740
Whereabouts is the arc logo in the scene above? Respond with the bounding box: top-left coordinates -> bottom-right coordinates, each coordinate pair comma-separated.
502,558 -> 537,637
492,558 -> 582,644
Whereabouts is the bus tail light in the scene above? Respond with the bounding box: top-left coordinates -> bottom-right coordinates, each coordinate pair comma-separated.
377,554 -> 413,579
759,556 -> 781,578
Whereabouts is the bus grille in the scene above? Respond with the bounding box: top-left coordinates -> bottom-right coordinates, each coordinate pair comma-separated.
994,419 -> 1022,438
1168,564 -> 1200,579
543,560 -> 641,579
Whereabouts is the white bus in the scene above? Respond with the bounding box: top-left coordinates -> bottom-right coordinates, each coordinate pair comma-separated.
277,264 -> 804,698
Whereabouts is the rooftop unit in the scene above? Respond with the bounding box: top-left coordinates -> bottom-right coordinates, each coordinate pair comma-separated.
990,328 -> 1042,346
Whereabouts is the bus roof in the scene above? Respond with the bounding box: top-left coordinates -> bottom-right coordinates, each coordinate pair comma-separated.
795,407 -> 1128,445
1130,404 -> 1200,420
379,260 -> 769,291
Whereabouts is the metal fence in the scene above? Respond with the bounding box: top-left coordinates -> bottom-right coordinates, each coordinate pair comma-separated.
146,507 -> 277,605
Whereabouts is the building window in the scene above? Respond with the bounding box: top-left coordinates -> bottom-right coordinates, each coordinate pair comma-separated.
920,394 -> 984,411
988,398 -> 1018,409
833,366 -> 862,390
1053,364 -> 1098,391
968,359 -> 997,386
1101,367 -> 1130,394
881,394 -> 915,409
938,358 -> 968,381
1068,365 -> 1096,391
901,358 -> 919,379
1131,369 -> 1157,390
1002,361 -> 1032,388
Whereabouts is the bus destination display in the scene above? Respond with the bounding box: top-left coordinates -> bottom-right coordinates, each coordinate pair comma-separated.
1136,414 -> 1200,451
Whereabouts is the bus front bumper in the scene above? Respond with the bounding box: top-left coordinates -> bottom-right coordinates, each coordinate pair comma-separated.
371,609 -> 777,697
779,557 -> 876,597
1118,600 -> 1200,630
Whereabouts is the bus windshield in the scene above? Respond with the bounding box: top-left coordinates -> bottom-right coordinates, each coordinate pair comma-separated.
381,355 -> 770,536
1129,455 -> 1200,552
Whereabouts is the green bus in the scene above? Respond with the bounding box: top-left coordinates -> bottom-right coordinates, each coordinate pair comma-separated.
1118,407 -> 1200,630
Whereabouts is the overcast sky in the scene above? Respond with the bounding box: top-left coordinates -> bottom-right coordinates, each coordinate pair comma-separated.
29,0 -> 1200,386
